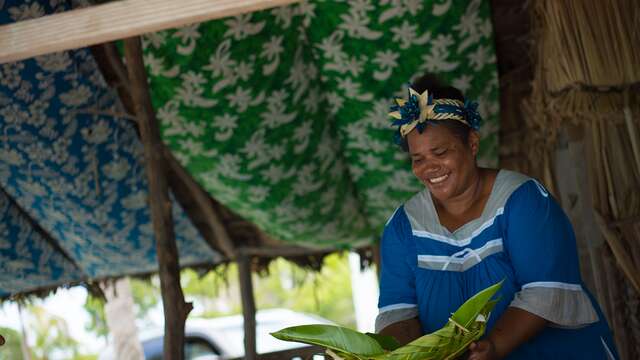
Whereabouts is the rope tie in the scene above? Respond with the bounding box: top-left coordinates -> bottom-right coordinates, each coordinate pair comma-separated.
441,247 -> 483,271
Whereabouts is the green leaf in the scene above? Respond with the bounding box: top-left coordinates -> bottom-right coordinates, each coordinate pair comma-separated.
365,332 -> 401,351
451,280 -> 503,328
271,281 -> 504,360
270,324 -> 385,358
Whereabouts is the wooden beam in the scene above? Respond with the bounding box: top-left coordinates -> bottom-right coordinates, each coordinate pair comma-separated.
124,36 -> 191,360
0,0 -> 299,64
163,147 -> 236,258
236,245 -> 335,258
238,254 -> 257,360
89,43 -> 136,116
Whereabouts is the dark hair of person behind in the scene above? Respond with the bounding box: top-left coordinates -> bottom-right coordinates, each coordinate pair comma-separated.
399,73 -> 473,152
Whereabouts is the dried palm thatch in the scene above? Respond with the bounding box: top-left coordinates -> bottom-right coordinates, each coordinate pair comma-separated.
537,0 -> 640,91
524,0 -> 640,359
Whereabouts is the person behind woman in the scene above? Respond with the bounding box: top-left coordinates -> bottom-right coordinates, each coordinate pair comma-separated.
376,73 -> 618,359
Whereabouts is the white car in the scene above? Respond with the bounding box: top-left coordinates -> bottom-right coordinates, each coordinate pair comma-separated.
101,308 -> 333,360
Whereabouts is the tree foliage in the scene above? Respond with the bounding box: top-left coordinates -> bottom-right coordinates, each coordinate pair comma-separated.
0,326 -> 23,360
24,305 -> 97,360
186,253 -> 357,328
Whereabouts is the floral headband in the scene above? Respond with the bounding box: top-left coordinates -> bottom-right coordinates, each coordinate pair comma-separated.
389,86 -> 482,142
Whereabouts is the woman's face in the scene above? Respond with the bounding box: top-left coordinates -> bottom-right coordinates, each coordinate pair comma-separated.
406,123 -> 479,202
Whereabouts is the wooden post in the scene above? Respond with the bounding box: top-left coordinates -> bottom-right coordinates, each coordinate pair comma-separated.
371,242 -> 381,280
123,36 -> 191,360
237,254 -> 257,360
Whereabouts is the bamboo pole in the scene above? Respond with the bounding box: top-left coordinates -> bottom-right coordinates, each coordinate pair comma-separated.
238,254 -> 257,360
0,0 -> 299,64
123,36 -> 191,360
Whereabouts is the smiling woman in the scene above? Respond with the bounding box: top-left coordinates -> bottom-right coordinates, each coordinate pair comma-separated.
376,73 -> 619,359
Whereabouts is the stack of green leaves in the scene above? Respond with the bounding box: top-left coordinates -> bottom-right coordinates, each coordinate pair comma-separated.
271,281 -> 502,360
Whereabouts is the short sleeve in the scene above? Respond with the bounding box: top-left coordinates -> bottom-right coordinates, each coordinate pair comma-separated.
375,207 -> 418,332
503,180 -> 598,327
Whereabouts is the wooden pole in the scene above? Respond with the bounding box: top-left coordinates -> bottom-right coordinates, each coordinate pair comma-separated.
90,42 -> 236,259
372,242 -> 381,280
236,245 -> 333,258
163,148 -> 236,258
123,36 -> 191,360
237,254 -> 257,360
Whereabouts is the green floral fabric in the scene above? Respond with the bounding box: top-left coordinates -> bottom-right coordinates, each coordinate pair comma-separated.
144,0 -> 499,247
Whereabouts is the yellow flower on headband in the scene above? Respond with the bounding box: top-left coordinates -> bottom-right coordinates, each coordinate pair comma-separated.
389,88 -> 435,137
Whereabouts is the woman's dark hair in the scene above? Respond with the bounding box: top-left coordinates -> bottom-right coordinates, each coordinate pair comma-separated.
399,73 -> 472,152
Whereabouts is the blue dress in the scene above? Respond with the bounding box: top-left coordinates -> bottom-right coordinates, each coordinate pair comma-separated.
376,170 -> 618,359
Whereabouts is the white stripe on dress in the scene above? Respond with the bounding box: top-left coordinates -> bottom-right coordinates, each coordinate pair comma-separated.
378,303 -> 417,314
417,239 -> 503,271
521,282 -> 583,291
412,207 -> 505,247
601,337 -> 616,360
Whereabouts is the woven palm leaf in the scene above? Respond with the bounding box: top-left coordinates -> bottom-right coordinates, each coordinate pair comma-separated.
271,281 -> 502,360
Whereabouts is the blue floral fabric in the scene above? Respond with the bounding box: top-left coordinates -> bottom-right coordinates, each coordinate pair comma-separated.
0,0 -> 221,297
0,188 -> 79,298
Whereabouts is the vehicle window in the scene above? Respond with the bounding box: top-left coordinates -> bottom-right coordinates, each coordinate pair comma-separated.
186,338 -> 219,360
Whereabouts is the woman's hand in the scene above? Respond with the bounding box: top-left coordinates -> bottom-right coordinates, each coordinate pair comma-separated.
467,307 -> 547,359
378,317 -> 422,345
468,339 -> 498,360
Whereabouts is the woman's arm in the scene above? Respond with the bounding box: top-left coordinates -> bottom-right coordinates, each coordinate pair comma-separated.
379,317 -> 422,345
468,307 -> 547,360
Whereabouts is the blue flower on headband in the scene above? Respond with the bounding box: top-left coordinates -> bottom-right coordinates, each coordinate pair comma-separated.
463,100 -> 482,130
390,91 -> 420,127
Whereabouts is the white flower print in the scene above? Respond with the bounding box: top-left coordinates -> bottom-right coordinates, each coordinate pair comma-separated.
261,35 -> 284,76
102,157 -> 130,181
81,120 -> 112,144
60,85 -> 92,107
373,50 -> 399,80
35,52 -> 72,73
468,45 -> 494,71
339,10 -> 383,40
226,87 -> 252,113
174,24 -> 201,56
271,6 -> 294,29
235,61 -> 253,82
1,62 -> 24,90
224,14 -> 265,40
325,92 -> 344,115
9,2 -> 45,21
452,74 -> 473,93
212,113 -> 238,142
